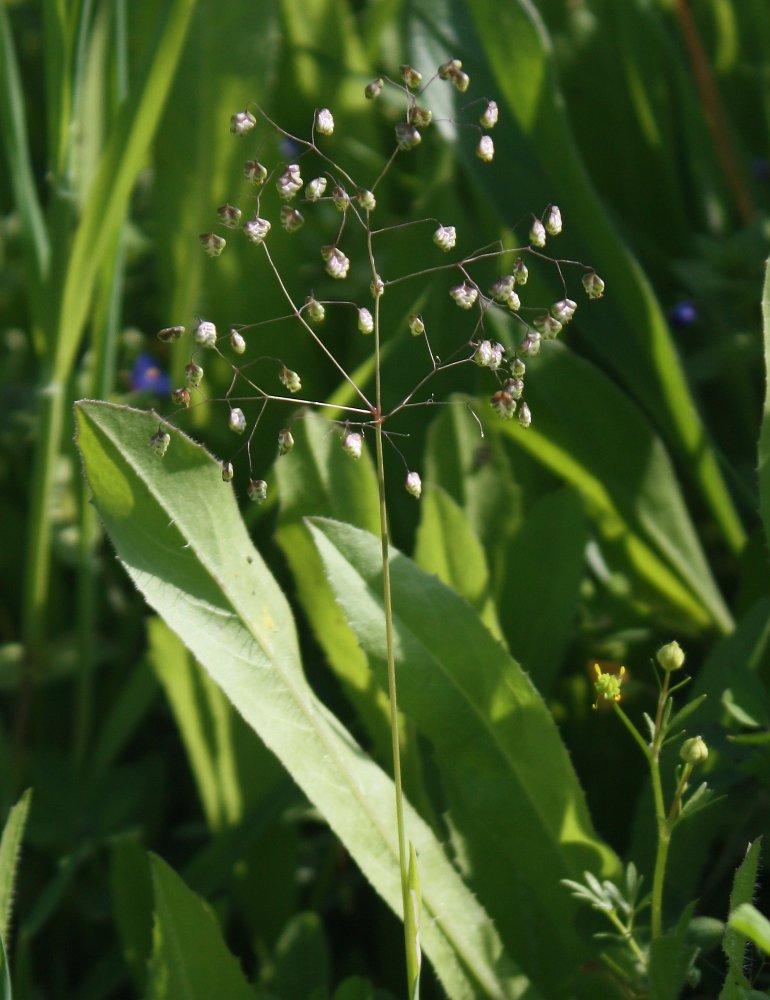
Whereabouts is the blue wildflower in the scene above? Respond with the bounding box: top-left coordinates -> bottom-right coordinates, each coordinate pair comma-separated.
668,300 -> 697,329
131,354 -> 171,396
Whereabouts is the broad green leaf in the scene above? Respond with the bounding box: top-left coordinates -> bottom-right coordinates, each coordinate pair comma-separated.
148,617 -> 286,831
424,406 -> 522,595
54,0 -> 198,376
758,258 -> 770,545
0,3 -> 49,314
111,836 -> 154,994
145,853 -> 255,1000
493,344 -> 732,633
414,485 -> 503,641
309,517 -> 620,993
275,414 -> 391,762
407,0 -> 744,555
89,657 -> 159,779
728,903 -> 770,957
75,400 -> 541,1000
264,912 -> 330,1000
0,931 -> 10,1000
720,839 -> 762,999
498,489 -> 588,694
0,790 -> 32,943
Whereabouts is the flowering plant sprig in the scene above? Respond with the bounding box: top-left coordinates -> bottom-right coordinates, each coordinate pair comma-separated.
148,61 -> 606,996
569,641 -> 713,993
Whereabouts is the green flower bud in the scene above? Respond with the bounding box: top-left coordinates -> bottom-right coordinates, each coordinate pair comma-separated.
172,387 -> 191,407
490,276 -> 514,303
513,257 -> 529,285
503,377 -> 524,400
276,164 -> 302,200
480,101 -> 499,129
582,271 -> 605,299
279,366 -> 301,393
433,225 -> 457,251
305,177 -> 327,201
511,357 -> 526,379
343,431 -> 363,459
408,314 -> 425,336
517,401 -> 532,428
230,328 -> 246,354
551,298 -> 577,324
518,332 -> 541,357
199,232 -> 226,257
357,189 -> 376,211
400,64 -> 422,89
405,471 -> 422,498
438,59 -> 462,80
280,206 -> 305,232
451,69 -> 470,92
277,428 -> 295,456
491,389 -> 517,420
545,205 -> 562,235
150,429 -> 171,457
185,362 -> 203,388
323,246 -> 350,279
230,109 -> 256,135
656,640 -> 685,672
157,325 -> 185,343
247,478 -> 268,504
228,407 -> 247,434
365,77 -> 384,100
506,290 -> 521,312
222,461 -> 234,482
217,203 -> 242,228
476,135 -> 494,162
680,735 -> 708,765
315,108 -> 334,135
244,160 -> 268,185
243,216 -> 271,244
409,105 -> 432,127
305,296 -> 325,323
395,122 -> 421,150
370,274 -> 385,298
529,218 -> 546,247
534,313 -> 563,339
450,282 -> 478,310
358,307 -> 374,335
332,185 -> 350,211
194,320 -> 217,349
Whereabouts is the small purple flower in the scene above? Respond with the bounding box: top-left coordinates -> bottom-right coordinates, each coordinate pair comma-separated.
668,300 -> 697,329
131,354 -> 171,396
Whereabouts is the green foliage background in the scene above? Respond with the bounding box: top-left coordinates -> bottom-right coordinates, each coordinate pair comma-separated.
1,0 -> 770,997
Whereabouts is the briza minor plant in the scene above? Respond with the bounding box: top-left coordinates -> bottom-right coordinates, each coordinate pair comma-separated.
144,61 -> 605,996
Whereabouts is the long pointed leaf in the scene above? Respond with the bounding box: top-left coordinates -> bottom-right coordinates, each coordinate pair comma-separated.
74,400 -> 540,1000
406,0 -> 744,554
495,344 -> 732,633
309,517 -> 619,993
758,258 -> 770,544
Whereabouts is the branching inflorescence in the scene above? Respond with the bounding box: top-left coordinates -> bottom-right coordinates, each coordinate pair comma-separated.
150,59 -> 604,503
147,59 -> 606,996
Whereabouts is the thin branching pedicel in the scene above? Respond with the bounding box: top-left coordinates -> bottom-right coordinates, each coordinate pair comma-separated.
151,62 -> 604,488
148,60 -> 605,997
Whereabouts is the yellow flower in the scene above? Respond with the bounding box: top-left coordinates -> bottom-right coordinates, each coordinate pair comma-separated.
593,663 -> 626,709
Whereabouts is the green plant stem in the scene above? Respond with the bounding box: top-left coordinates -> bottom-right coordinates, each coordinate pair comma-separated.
603,908 -> 647,968
371,272 -> 410,992
649,674 -> 673,940
675,0 -> 754,225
